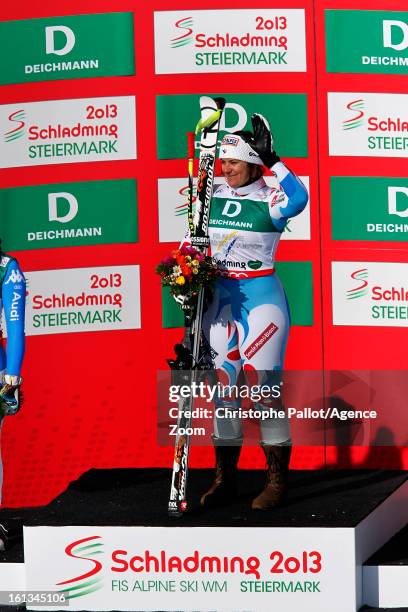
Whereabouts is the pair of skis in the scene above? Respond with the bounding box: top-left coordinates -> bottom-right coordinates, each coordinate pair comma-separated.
168,96 -> 225,517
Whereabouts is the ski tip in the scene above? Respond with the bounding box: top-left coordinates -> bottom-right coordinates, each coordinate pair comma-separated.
195,109 -> 221,135
198,95 -> 216,108
214,97 -> 226,110
198,95 -> 226,111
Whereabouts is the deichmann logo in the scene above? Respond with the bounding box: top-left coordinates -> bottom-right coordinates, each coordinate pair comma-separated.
222,200 -> 242,218
25,191 -> 101,243
0,96 -> 136,168
158,177 -> 310,243
49,192 -> 79,223
331,177 -> 408,241
170,17 -> 194,48
368,185 -> 408,234
57,536 -> 104,599
363,20 -> 408,67
346,269 -> 369,300
24,25 -> 99,77
368,18 -> 408,66
0,13 -> 135,85
155,10 -> 306,73
325,10 -> 408,74
46,25 -> 75,55
329,92 -> 408,158
388,187 -> 408,217
0,179 -> 138,251
342,100 -> 365,131
332,261 -> 408,326
383,20 -> 408,52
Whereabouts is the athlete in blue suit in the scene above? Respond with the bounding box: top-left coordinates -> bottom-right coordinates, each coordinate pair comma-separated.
0,244 -> 26,548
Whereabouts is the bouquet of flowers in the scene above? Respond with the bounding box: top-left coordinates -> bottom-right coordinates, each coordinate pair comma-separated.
156,245 -> 219,303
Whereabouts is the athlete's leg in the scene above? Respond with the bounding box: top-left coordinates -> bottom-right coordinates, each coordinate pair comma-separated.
233,275 -> 292,509
200,280 -> 243,507
202,279 -> 243,442
233,274 -> 291,444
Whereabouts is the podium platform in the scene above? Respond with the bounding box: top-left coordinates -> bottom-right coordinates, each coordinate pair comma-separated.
0,468 -> 407,611
364,524 -> 408,609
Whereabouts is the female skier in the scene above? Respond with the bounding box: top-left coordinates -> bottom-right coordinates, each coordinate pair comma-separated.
197,114 -> 308,510
0,241 -> 26,547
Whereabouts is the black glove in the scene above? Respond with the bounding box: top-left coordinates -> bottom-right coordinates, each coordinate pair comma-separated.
250,113 -> 280,167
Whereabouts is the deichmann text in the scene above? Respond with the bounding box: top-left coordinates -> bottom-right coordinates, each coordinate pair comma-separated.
362,55 -> 408,67
367,223 -> 408,233
28,228 -> 102,241
25,59 -> 99,74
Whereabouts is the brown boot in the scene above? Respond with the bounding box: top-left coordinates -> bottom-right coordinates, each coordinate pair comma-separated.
251,444 -> 291,510
200,444 -> 242,508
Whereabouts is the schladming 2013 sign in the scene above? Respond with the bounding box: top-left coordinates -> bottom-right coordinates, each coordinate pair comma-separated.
154,9 -> 306,73
0,96 -> 136,168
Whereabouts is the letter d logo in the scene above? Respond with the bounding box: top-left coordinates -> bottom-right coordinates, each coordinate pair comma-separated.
45,26 -> 76,56
48,192 -> 78,223
388,186 -> 408,217
220,103 -> 247,133
222,200 -> 241,217
383,20 -> 408,51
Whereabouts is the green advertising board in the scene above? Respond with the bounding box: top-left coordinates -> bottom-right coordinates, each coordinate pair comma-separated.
0,12 -> 135,84
0,179 -> 138,250
331,176 -> 408,241
326,10 -> 408,74
162,261 -> 313,328
156,94 -> 308,159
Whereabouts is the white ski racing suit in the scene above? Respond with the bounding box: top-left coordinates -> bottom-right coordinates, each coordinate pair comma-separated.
200,161 -> 308,444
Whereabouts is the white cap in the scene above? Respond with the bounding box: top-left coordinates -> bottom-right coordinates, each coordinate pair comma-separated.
219,134 -> 263,165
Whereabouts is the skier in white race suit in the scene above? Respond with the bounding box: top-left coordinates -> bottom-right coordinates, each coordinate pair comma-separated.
181,114 -> 308,510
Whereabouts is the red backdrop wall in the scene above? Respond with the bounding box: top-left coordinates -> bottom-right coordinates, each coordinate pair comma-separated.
0,0 -> 406,507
